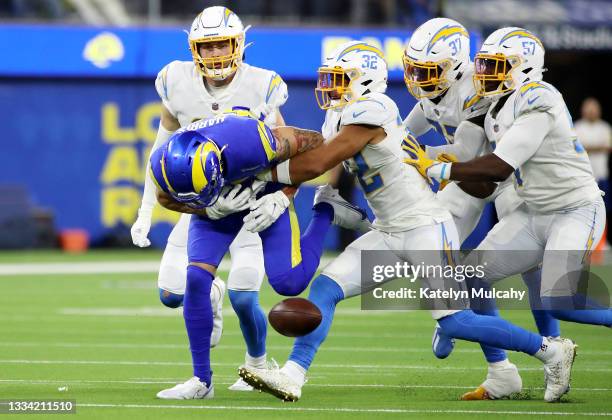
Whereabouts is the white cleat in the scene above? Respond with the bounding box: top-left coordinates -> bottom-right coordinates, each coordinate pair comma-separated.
462,361 -> 522,400
313,185 -> 370,232
238,362 -> 303,402
228,377 -> 254,391
543,338 -> 577,402
156,377 -> 214,400
210,277 -> 226,348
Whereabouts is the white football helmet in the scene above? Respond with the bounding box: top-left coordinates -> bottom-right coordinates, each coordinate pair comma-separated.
188,6 -> 249,80
315,40 -> 388,110
403,17 -> 470,100
474,27 -> 545,98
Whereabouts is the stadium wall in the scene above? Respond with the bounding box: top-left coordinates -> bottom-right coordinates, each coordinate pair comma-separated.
0,25 -> 493,249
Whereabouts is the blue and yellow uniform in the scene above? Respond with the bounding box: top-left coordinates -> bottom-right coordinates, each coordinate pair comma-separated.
150,109 -> 331,297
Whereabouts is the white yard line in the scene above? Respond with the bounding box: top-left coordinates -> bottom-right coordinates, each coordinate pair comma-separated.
0,359 -> 610,372
0,257 -> 336,276
1,341 -> 611,356
0,378 -> 611,392
72,403 -> 612,416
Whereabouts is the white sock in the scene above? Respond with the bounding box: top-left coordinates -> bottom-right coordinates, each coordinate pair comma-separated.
245,352 -> 267,369
488,358 -> 511,370
281,360 -> 306,386
534,337 -> 558,362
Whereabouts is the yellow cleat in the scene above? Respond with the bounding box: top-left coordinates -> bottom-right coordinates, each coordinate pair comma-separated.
461,386 -> 491,400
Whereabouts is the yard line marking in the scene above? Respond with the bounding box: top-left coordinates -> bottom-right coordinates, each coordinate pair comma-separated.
1,359 -> 610,372
0,257 -> 336,276
76,403 -> 612,416
2,341 -> 612,356
0,378 -> 611,392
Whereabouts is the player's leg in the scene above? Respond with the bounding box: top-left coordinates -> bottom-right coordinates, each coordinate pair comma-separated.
239,230 -> 391,401
446,209 -> 540,399
226,227 -> 266,391
157,214 -> 242,399
522,267 -> 561,337
157,213 -> 226,346
437,182 -> 486,246
261,185 -> 368,296
434,212 -> 576,401
541,197 -> 612,326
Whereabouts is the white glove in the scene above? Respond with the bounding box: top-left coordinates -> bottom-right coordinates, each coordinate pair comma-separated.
243,190 -> 290,233
131,208 -> 153,248
206,184 -> 253,220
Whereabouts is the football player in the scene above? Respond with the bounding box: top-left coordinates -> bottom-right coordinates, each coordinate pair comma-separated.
129,6 -> 289,391
238,41 -> 578,403
403,18 -> 560,400
150,108 -> 370,400
406,27 -> 612,399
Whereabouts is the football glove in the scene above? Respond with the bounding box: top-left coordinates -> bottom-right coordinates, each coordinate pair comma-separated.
243,190 -> 290,233
206,184 -> 253,220
130,208 -> 152,248
402,136 -> 452,190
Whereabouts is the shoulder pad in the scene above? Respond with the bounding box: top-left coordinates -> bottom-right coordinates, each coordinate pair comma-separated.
155,60 -> 185,103
461,93 -> 491,119
513,81 -> 558,118
341,93 -> 397,127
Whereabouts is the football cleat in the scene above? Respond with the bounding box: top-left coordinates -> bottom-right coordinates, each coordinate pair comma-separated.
313,185 -> 370,232
461,362 -> 522,400
543,338 -> 577,402
228,377 -> 254,392
238,362 -> 302,402
156,377 -> 214,400
210,277 -> 226,348
432,323 -> 455,359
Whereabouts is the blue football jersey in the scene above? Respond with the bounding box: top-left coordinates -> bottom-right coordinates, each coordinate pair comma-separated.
176,110 -> 277,183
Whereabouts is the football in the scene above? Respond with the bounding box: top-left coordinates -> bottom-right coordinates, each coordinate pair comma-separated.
268,298 -> 323,337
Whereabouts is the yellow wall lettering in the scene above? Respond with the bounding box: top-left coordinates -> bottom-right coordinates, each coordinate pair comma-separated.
384,37 -> 406,71
101,187 -> 140,227
101,103 -> 137,143
100,146 -> 141,185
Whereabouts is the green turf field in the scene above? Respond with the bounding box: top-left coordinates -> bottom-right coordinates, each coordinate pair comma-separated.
0,250 -> 610,419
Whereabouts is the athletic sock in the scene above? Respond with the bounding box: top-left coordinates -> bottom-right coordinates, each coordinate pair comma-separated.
282,360 -> 307,386
228,290 -> 267,357
522,269 -> 561,336
183,265 -> 214,386
245,352 -> 267,369
288,275 -> 344,371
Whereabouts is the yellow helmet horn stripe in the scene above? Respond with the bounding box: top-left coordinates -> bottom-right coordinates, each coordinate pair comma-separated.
338,43 -> 384,59
500,30 -> 543,49
191,143 -> 208,193
428,25 -> 469,53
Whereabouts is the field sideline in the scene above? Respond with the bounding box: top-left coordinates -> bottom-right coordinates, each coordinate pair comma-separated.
0,250 -> 611,419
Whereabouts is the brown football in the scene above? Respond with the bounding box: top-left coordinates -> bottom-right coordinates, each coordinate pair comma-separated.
268,298 -> 322,337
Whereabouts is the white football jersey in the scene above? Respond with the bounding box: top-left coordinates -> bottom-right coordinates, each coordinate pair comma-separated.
323,93 -> 451,232
155,61 -> 288,128
405,66 -> 492,144
486,81 -> 600,213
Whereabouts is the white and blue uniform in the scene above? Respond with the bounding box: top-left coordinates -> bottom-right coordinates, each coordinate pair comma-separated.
475,80 -> 604,297
320,93 -> 459,320
405,67 -> 522,243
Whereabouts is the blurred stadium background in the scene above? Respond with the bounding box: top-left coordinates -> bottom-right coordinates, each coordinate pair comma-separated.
0,0 -> 611,252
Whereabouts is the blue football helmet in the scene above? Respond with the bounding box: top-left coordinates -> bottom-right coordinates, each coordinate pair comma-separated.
150,130 -> 225,208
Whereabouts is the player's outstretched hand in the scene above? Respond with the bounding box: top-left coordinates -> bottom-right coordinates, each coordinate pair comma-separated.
207,184 -> 253,220
243,190 -> 290,233
131,208 -> 152,247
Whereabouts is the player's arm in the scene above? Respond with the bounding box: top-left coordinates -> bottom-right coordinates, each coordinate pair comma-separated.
131,105 -> 180,247
404,103 -> 432,137
425,117 -> 487,161
156,189 -> 207,216
268,124 -> 385,185
411,112 -> 552,184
